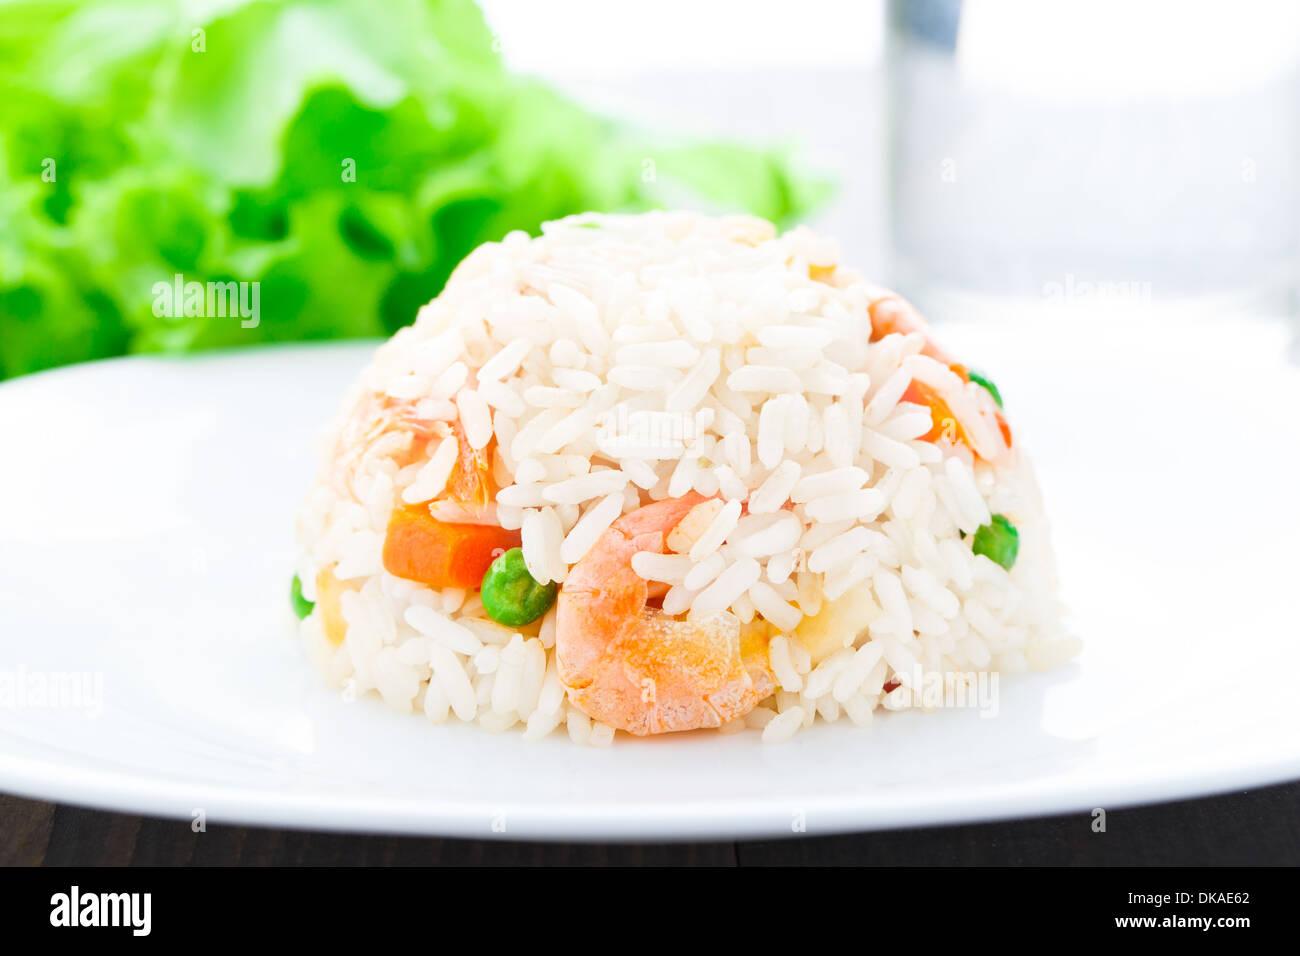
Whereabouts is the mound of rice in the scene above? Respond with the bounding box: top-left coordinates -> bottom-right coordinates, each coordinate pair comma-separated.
294,211 -> 1078,744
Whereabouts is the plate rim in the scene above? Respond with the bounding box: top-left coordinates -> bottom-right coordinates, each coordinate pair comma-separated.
3,745 -> 1298,841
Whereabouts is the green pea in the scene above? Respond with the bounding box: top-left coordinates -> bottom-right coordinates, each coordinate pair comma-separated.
481,548 -> 557,627
968,370 -> 1003,408
291,573 -> 314,619
972,514 -> 1019,570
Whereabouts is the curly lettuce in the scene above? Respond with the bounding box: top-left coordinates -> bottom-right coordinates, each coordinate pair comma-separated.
0,0 -> 831,378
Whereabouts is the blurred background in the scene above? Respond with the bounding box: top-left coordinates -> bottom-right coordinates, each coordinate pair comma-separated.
2,0 -> 1298,381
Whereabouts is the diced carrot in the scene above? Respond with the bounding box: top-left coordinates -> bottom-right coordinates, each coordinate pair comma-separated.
383,503 -> 521,589
997,411 -> 1013,448
902,381 -> 969,447
904,380 -> 1013,458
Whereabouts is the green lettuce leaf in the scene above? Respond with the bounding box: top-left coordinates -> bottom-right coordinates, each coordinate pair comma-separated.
0,0 -> 832,379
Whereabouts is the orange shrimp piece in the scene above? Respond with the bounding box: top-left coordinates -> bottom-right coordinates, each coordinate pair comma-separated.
446,419 -> 494,509
331,393 -> 494,501
327,394 -> 432,492
868,295 -> 958,366
556,493 -> 775,736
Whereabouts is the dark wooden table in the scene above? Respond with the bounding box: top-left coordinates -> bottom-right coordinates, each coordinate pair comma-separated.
4,781 -> 1298,865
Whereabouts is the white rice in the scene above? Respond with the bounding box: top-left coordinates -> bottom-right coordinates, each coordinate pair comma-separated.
688,498 -> 742,562
295,210 -> 1077,746
400,436 -> 459,505
762,706 -> 806,744
541,469 -> 627,505
792,466 -> 868,502
804,489 -> 887,524
630,550 -> 692,585
728,512 -> 802,559
691,557 -> 762,618
558,492 -> 624,565
808,525 -> 872,574
748,580 -> 803,633
749,460 -> 801,514
683,551 -> 726,591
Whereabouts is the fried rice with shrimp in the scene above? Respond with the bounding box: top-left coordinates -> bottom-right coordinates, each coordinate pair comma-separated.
292,211 -> 1078,744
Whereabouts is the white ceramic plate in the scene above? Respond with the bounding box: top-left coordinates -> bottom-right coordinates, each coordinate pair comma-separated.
2,317 -> 1298,841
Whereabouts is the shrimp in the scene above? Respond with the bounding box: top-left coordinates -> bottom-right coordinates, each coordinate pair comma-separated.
321,388 -> 512,591
556,493 -> 776,735
329,390 -> 494,507
869,294 -> 959,368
